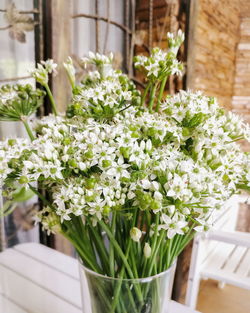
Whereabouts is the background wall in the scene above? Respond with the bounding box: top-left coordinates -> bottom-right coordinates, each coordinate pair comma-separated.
187,0 -> 241,109
232,1 -> 250,126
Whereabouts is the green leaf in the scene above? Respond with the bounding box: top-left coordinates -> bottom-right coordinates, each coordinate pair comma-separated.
182,112 -> 206,128
236,184 -> 250,191
12,187 -> 35,202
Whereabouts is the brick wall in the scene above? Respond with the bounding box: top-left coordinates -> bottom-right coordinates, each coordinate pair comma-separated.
232,18 -> 250,124
232,1 -> 250,151
187,0 -> 240,109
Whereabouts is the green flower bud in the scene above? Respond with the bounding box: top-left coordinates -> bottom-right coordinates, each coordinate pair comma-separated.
103,206 -> 110,216
19,176 -> 29,184
151,199 -> 161,211
102,160 -> 111,168
69,159 -> 78,168
182,127 -> 190,137
50,168 -> 57,174
63,137 -> 71,145
85,177 -> 96,189
120,147 -> 130,158
84,150 -> 94,159
8,139 -> 17,146
67,147 -> 75,154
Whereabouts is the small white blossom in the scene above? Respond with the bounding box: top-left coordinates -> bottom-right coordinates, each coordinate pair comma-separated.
130,227 -> 142,242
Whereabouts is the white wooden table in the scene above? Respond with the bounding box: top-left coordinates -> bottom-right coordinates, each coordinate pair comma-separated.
0,243 -> 200,313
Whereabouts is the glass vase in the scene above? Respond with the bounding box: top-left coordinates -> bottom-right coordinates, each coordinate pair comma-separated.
79,260 -> 176,313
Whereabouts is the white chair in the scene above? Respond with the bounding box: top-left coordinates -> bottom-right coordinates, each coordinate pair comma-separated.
185,195 -> 250,309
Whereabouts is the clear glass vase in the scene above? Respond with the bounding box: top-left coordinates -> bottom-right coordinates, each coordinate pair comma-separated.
79,260 -> 176,313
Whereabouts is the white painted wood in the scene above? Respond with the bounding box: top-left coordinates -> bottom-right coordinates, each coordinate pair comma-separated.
14,243 -> 79,279
185,236 -> 203,308
218,281 -> 225,289
207,230 -> 250,248
0,265 -> 81,313
0,248 -> 82,308
0,294 -> 28,313
201,269 -> 250,290
202,242 -> 236,271
169,300 -> 200,313
236,248 -> 250,276
0,243 -> 200,313
185,196 -> 250,310
222,246 -> 247,272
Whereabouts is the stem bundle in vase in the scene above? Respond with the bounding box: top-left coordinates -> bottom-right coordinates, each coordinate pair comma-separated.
0,30 -> 250,312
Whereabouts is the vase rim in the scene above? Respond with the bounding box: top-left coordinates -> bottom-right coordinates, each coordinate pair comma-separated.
79,258 -> 177,283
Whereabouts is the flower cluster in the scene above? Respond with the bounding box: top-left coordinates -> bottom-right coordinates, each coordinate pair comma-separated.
2,89 -> 250,239
1,31 -> 250,288
30,59 -> 57,86
67,53 -> 140,119
0,84 -> 45,121
134,30 -> 184,80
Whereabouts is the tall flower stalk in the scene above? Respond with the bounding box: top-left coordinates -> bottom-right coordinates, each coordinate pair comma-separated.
0,30 -> 250,312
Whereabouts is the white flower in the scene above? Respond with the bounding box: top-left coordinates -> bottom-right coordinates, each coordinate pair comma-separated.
30,59 -> 57,85
130,227 -> 142,242
41,59 -> 58,74
159,213 -> 188,239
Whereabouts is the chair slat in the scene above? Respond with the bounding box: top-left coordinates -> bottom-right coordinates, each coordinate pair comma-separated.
201,268 -> 250,290
235,248 -> 250,277
221,246 -> 247,272
202,242 -> 236,270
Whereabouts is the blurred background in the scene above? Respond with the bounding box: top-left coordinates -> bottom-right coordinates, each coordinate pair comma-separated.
0,1 -> 249,312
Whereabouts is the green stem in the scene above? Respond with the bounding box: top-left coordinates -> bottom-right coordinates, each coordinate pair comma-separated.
149,83 -> 157,112
142,214 -> 159,277
165,238 -> 173,270
44,83 -> 58,115
99,220 -> 137,282
142,230 -> 165,301
65,72 -> 75,90
63,220 -> 103,273
70,217 -> 99,268
125,283 -> 138,313
28,185 -> 53,209
130,243 -> 139,278
88,222 -> 110,274
141,81 -> 151,106
171,230 -> 195,264
155,75 -> 168,112
158,237 -> 164,272
63,231 -> 102,273
147,230 -> 165,276
101,213 -> 143,312
22,119 -> 35,141
110,212 -> 116,277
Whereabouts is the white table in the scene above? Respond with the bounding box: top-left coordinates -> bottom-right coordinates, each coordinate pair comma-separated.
0,243 -> 200,313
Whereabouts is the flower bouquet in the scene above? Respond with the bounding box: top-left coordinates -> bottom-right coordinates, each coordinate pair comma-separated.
0,30 -> 250,313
